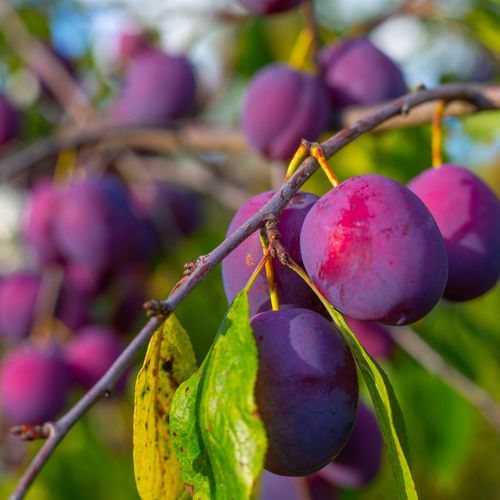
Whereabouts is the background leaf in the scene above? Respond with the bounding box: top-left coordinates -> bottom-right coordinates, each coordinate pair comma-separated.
133,314 -> 197,500
170,291 -> 267,500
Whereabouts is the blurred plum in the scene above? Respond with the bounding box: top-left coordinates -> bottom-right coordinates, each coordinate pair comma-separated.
111,48 -> 197,125
319,38 -> 406,111
0,345 -> 70,424
0,96 -> 19,145
0,272 -> 41,340
242,64 -> 330,160
65,326 -> 125,390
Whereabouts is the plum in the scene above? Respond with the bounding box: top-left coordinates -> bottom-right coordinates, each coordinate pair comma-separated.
65,326 -> 124,389
241,64 -> 330,160
222,190 -> 320,316
0,272 -> 41,340
409,164 -> 500,301
317,403 -> 383,487
251,308 -> 358,476
319,38 -> 406,110
344,316 -> 395,360
111,48 -> 197,125
300,174 -> 448,325
0,346 -> 69,424
239,0 -> 304,15
22,181 -> 62,264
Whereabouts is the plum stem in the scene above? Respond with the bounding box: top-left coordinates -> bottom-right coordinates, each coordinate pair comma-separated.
284,140 -> 340,187
303,0 -> 321,71
244,248 -> 271,293
52,149 -> 77,184
284,140 -> 310,181
260,234 -> 280,311
310,143 -> 340,187
288,27 -> 313,71
285,257 -> 332,313
431,100 -> 446,167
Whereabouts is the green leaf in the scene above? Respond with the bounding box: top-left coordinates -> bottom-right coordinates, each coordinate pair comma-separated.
133,314 -> 198,500
170,291 -> 267,500
325,306 -> 418,500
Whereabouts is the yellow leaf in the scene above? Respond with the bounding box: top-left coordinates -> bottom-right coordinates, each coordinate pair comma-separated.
133,314 -> 197,500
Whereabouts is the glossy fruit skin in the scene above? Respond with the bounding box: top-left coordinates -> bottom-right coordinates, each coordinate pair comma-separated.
408,164 -> 500,301
0,347 -> 69,424
112,48 -> 196,125
65,327 -> 124,389
317,403 -> 383,487
319,38 -> 406,109
239,0 -> 304,14
300,174 -> 448,325
251,308 -> 359,476
0,272 -> 41,340
344,316 -> 395,360
222,191 -> 320,316
241,64 -> 330,160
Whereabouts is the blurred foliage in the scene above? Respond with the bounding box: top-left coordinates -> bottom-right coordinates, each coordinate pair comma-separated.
0,0 -> 499,499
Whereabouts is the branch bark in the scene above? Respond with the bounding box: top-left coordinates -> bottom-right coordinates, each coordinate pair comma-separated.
0,125 -> 247,181
1,84 -> 498,183
9,83 -> 498,500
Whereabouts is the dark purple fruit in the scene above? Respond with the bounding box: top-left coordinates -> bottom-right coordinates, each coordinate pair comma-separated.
300,174 -> 448,325
317,403 -> 383,487
0,272 -> 41,340
0,96 -> 19,145
239,0 -> 304,15
22,181 -> 62,264
0,346 -> 69,424
319,37 -> 406,109
222,191 -> 320,316
409,164 -> 500,301
65,326 -> 124,389
111,48 -> 196,125
344,316 -> 395,360
241,64 -> 330,160
252,308 -> 358,476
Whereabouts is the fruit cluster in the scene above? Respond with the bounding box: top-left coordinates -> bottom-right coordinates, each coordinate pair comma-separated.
0,175 -> 202,426
224,4 -> 500,493
221,162 -> 500,485
241,39 -> 406,161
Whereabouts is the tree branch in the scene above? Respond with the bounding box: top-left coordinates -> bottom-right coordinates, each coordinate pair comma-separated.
342,84 -> 500,130
9,83 -> 498,500
1,84 -> 498,183
0,125 -> 247,181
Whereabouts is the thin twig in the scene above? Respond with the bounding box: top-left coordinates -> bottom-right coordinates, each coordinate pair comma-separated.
1,84 -> 498,182
303,0 -> 321,69
341,84 -> 500,130
391,327 -> 500,433
9,83 -> 498,500
0,125 -> 247,181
